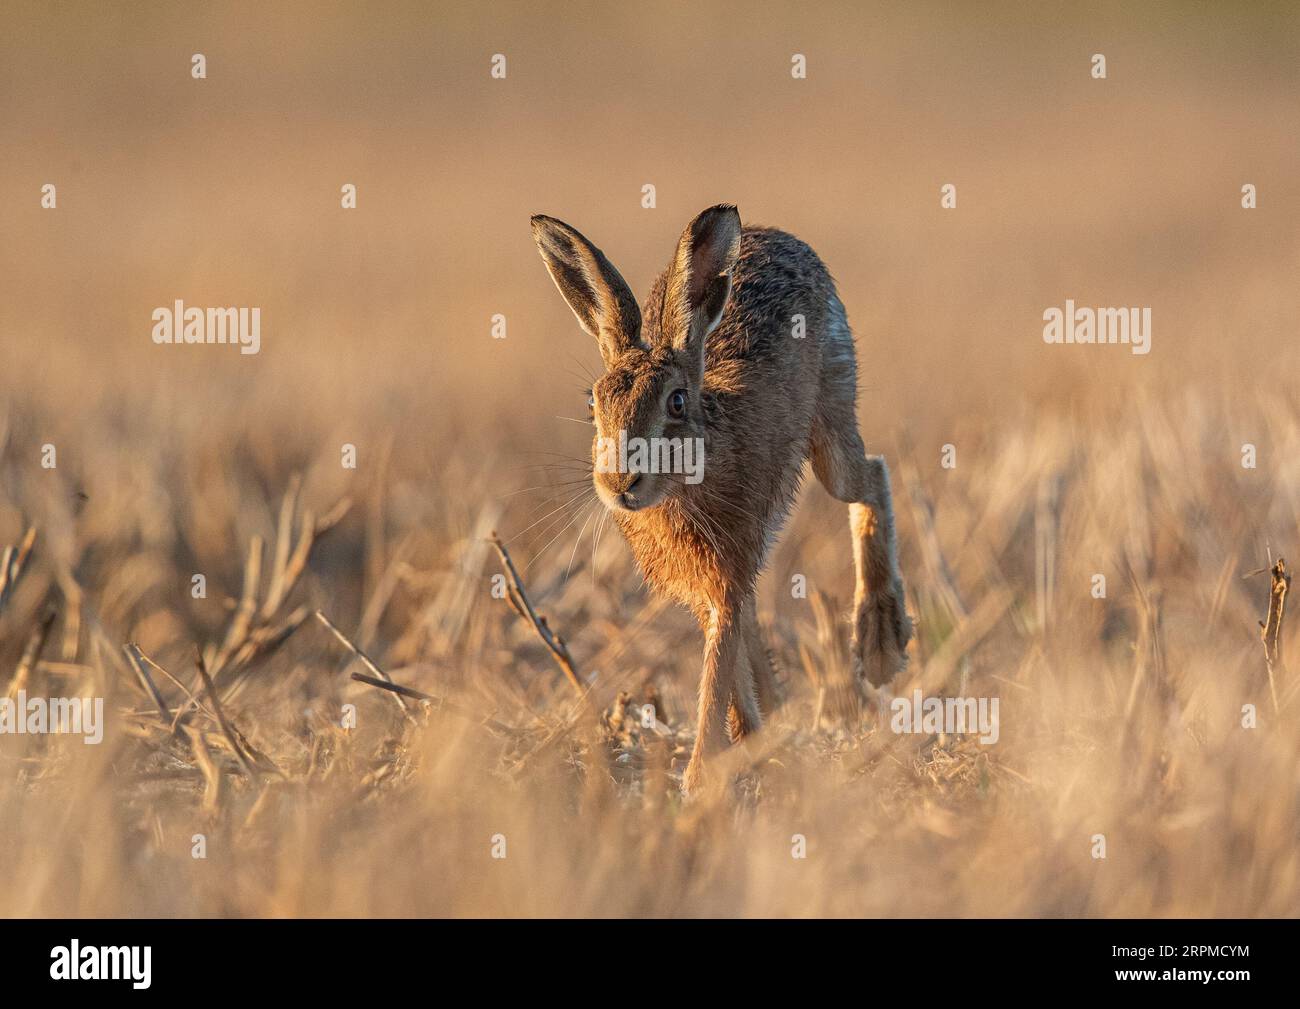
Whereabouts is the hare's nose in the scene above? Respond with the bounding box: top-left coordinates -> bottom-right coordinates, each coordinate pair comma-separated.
616,474 -> 643,510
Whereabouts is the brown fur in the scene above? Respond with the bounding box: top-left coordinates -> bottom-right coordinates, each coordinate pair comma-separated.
531,205 -> 911,793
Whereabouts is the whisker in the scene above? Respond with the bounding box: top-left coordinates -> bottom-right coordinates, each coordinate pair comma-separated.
670,485 -> 740,560
508,449 -> 593,462
496,477 -> 592,501
509,459 -> 593,472
520,494 -> 596,556
688,481 -> 763,526
679,483 -> 761,555
504,486 -> 594,544
592,506 -> 611,587
668,488 -> 721,558
564,502 -> 599,580
526,491 -> 597,572
564,353 -> 599,386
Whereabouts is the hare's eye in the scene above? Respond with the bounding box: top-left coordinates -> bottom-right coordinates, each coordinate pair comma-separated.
667,389 -> 687,419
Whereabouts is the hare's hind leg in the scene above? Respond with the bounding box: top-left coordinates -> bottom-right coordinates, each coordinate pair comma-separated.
810,296 -> 911,686
726,598 -> 765,743
726,642 -> 763,744
742,597 -> 781,715
812,431 -> 911,686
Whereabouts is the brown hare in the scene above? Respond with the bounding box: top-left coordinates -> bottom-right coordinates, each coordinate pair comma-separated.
530,204 -> 911,793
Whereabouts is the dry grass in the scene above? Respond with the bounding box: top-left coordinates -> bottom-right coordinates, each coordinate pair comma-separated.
0,385 -> 1297,918
2,1 -> 1298,918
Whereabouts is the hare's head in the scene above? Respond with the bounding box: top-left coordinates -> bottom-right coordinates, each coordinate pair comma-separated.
531,205 -> 741,513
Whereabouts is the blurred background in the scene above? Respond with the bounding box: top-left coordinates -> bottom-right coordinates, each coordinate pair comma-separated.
0,1 -> 1298,917
3,1 -> 1297,439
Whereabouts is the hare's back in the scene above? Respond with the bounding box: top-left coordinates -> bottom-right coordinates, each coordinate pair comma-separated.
704,227 -> 837,371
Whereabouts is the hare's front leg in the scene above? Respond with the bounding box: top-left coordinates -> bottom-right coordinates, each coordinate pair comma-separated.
812,432 -> 912,687
683,602 -> 751,794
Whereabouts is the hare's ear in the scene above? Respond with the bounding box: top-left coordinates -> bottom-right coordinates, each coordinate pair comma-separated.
663,204 -> 741,369
531,215 -> 641,367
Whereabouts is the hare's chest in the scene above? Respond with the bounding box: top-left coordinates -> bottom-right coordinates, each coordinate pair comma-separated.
618,509 -> 727,612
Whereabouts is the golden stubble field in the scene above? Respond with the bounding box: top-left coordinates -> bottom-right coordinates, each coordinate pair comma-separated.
1,2 -> 1298,916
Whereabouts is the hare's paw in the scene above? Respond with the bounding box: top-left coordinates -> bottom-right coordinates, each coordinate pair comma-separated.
681,753 -> 707,796
854,581 -> 912,687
